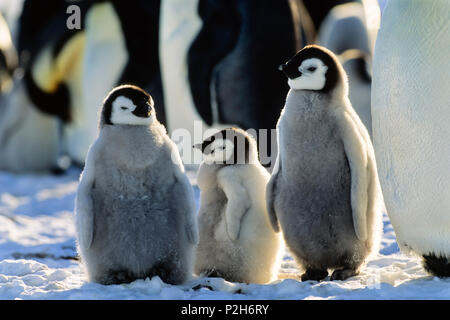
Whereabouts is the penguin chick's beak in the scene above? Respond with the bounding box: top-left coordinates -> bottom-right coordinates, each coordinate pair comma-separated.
278,63 -> 296,79
279,63 -> 299,78
132,104 -> 151,118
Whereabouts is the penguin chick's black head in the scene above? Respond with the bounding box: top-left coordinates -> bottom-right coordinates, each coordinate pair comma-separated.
193,128 -> 251,165
101,84 -> 155,126
279,45 -> 339,93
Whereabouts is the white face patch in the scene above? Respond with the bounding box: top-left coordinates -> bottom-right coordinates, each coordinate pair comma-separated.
288,58 -> 328,91
203,139 -> 234,164
110,96 -> 153,126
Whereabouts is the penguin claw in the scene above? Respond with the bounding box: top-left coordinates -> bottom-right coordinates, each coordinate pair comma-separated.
330,269 -> 358,281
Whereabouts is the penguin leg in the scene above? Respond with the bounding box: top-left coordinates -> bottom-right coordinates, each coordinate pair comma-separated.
300,268 -> 328,282
146,260 -> 187,285
330,268 -> 359,281
102,269 -> 136,285
146,262 -> 171,283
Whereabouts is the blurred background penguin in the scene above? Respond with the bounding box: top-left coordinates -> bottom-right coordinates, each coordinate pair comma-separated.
0,11 -> 17,94
317,1 -> 374,136
0,0 -> 379,173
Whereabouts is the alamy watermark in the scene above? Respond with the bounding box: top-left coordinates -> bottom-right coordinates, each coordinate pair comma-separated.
66,3 -> 81,30
170,121 -> 278,167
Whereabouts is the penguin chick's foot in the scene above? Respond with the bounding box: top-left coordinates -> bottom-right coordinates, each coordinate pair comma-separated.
103,269 -> 136,285
330,268 -> 358,281
301,269 -> 328,282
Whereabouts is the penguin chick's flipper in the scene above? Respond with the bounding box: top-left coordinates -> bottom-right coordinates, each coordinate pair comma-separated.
217,168 -> 251,241
330,268 -> 359,281
75,140 -> 100,250
172,164 -> 199,245
266,151 -> 281,232
334,108 -> 369,241
301,269 -> 328,282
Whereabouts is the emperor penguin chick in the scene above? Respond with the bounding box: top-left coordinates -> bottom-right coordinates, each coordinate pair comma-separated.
269,45 -> 382,281
194,128 -> 282,284
75,84 -> 199,285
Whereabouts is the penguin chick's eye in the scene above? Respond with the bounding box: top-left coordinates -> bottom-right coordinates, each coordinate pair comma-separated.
120,106 -> 128,110
307,66 -> 317,72
210,146 -> 226,154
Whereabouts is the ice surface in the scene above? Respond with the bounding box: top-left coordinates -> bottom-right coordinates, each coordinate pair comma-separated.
0,168 -> 449,300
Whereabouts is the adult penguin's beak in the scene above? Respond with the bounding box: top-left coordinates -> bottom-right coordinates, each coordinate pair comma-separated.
278,63 -> 288,72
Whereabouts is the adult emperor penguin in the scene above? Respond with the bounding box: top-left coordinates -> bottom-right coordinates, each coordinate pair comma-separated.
372,0 -> 450,277
0,80 -> 60,172
75,85 -> 198,285
317,2 -> 371,56
77,0 -> 165,164
160,0 -> 313,145
0,0 -> 91,172
268,45 -> 382,281
0,3 -> 61,172
317,2 -> 373,136
193,128 -> 282,284
10,0 -> 165,168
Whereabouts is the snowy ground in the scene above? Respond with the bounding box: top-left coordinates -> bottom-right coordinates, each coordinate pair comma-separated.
0,167 -> 449,300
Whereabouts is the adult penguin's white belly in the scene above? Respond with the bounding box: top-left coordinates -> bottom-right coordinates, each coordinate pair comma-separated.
159,0 -> 203,136
0,81 -> 59,172
159,0 -> 234,141
66,2 -> 127,164
372,0 -> 450,266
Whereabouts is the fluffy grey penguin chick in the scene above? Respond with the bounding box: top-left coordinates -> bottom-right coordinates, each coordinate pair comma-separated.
269,45 -> 382,281
193,128 -> 282,284
75,84 -> 199,285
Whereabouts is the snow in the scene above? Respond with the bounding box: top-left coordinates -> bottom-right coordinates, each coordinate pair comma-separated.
1,167 -> 450,300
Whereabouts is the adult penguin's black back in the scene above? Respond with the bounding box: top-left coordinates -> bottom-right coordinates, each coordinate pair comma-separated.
302,0 -> 356,31
18,0 -> 84,60
109,0 -> 166,124
187,0 -> 313,131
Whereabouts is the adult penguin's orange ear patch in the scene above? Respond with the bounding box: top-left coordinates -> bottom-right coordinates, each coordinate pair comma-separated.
24,32 -> 87,123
